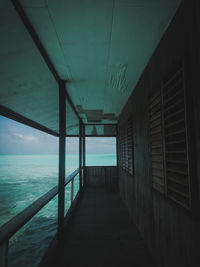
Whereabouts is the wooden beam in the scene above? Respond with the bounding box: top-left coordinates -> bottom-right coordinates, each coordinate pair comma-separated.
0,105 -> 59,137
79,119 -> 83,189
66,135 -> 116,137
57,81 -> 66,242
0,241 -> 8,267
83,124 -> 86,188
116,124 -> 119,167
11,0 -> 81,122
11,0 -> 60,83
65,91 -> 80,121
84,123 -> 118,126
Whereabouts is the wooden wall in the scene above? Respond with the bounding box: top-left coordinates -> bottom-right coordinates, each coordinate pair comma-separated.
85,166 -> 118,189
118,0 -> 200,266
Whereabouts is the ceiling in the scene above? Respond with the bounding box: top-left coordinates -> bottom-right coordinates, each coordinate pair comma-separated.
0,0 -> 181,134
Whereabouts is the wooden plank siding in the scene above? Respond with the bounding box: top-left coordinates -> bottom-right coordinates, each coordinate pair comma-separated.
85,166 -> 118,189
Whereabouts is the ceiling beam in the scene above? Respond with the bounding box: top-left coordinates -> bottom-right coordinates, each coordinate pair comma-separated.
66,135 -> 116,137
61,80 -> 80,121
11,0 -> 60,84
0,105 -> 59,137
11,0 -> 81,122
84,123 -> 117,126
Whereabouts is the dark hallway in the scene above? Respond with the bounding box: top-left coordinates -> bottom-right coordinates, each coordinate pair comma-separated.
0,0 -> 200,267
54,187 -> 154,267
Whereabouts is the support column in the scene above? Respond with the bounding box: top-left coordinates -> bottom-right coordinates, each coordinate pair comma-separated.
79,119 -> 83,190
116,124 -> 119,186
0,241 -> 8,267
83,124 -> 86,188
116,124 -> 119,167
58,81 -> 66,242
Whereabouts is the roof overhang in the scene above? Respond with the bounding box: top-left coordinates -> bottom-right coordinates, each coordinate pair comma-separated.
0,0 -> 181,135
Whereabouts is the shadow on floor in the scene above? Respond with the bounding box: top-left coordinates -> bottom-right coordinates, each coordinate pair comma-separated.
54,187 -> 155,267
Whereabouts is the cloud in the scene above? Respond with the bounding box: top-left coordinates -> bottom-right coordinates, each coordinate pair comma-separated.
13,133 -> 38,142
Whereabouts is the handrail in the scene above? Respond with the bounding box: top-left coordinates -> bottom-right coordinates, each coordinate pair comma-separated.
65,168 -> 79,185
0,168 -> 79,245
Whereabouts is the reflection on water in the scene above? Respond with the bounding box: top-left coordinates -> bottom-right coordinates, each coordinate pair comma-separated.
9,197 -> 58,267
0,154 -> 115,267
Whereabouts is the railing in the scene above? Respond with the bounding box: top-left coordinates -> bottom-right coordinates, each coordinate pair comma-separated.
0,168 -> 80,267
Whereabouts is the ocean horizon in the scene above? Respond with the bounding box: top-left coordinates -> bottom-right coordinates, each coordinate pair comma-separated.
0,153 -> 116,267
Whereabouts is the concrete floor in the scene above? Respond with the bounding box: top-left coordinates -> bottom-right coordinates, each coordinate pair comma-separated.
54,187 -> 155,267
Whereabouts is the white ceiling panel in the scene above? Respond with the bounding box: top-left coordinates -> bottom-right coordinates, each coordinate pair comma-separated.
0,0 -> 59,132
20,0 -> 181,121
2,0 -> 181,127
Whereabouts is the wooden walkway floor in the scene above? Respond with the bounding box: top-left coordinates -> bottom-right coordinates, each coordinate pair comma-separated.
54,187 -> 155,267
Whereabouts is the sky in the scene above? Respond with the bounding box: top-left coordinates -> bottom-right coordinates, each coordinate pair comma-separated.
0,116 -> 116,155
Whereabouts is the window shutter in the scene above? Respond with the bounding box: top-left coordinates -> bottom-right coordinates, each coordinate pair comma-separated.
149,62 -> 191,210
149,88 -> 165,193
119,118 -> 134,175
127,119 -> 134,175
163,65 -> 191,209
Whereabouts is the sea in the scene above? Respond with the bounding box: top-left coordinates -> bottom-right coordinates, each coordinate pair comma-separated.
0,154 -> 116,267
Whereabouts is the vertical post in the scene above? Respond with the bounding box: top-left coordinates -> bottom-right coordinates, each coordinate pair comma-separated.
116,124 -> 119,188
71,179 -> 74,204
58,81 -> 66,242
83,124 -> 86,188
79,119 -> 83,190
0,241 -> 8,267
116,124 -> 119,167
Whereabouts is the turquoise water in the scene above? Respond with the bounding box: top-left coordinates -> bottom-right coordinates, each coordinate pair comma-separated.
0,154 -> 116,267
